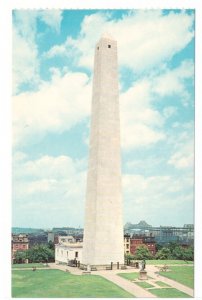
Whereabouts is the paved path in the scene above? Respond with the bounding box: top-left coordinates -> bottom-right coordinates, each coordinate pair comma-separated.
146,265 -> 194,297
97,270 -> 156,298
23,263 -> 193,298
48,263 -> 83,275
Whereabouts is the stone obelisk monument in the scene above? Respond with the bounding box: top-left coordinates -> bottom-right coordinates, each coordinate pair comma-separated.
82,33 -> 124,267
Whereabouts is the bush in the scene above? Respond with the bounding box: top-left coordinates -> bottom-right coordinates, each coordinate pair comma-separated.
26,245 -> 55,263
155,247 -> 172,260
14,251 -> 27,264
134,245 -> 153,260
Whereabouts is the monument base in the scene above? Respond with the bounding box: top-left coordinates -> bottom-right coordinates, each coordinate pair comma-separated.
139,270 -> 148,280
80,263 -> 126,271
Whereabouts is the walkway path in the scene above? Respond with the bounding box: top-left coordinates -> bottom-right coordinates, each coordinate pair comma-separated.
97,270 -> 156,298
18,263 -> 193,298
48,263 -> 83,275
146,265 -> 194,297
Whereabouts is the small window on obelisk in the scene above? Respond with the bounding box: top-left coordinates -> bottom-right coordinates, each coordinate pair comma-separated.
108,45 -> 111,48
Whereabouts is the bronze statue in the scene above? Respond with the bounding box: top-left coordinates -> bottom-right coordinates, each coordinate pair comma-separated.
141,260 -> 146,271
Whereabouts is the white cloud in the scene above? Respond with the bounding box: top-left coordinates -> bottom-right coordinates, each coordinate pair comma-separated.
163,106 -> 178,119
39,10 -> 63,33
13,153 -> 87,227
13,59 -> 193,150
45,10 -> 194,72
14,155 -> 76,180
122,172 -> 194,225
166,121 -> 194,170
119,59 -> 194,150
168,139 -> 194,169
13,154 -> 86,203
13,10 -> 63,93
153,60 -> 194,106
13,69 -> 91,147
12,23 -> 39,93
120,79 -> 165,150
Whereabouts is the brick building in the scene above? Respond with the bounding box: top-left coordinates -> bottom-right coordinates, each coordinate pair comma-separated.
124,234 -> 130,255
130,235 -> 156,256
12,234 -> 29,263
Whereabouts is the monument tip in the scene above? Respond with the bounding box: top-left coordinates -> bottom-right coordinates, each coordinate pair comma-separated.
101,32 -> 115,40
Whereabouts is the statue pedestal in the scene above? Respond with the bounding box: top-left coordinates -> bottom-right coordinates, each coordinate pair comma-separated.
139,270 -> 148,280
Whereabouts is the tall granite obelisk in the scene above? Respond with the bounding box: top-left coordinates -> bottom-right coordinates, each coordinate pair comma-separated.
82,34 -> 124,266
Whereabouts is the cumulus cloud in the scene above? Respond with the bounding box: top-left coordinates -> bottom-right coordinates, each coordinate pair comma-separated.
120,79 -> 165,150
122,172 -> 194,225
13,59 -> 194,150
13,9 -> 194,151
153,59 -> 194,106
45,10 -> 194,72
168,137 -> 194,169
120,60 -> 193,150
13,10 -> 63,93
13,69 -> 91,147
13,153 -> 87,227
12,24 -> 39,93
39,10 -> 63,33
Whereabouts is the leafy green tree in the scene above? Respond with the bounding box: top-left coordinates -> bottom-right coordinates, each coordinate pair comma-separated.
124,253 -> 136,264
14,251 -> 27,263
155,247 -> 172,259
48,240 -> 55,250
156,243 -> 163,251
167,242 -> 180,252
183,246 -> 194,261
171,246 -> 185,260
125,253 -> 135,260
168,243 -> 194,261
27,245 -> 54,263
134,245 -> 153,260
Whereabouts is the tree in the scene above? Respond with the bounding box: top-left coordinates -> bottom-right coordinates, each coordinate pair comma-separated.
48,240 -> 55,250
125,253 -> 135,260
134,245 -> 153,260
156,243 -> 163,251
171,246 -> 185,260
27,245 -> 55,263
155,247 -> 172,259
172,246 -> 194,261
183,246 -> 194,261
14,251 -> 27,263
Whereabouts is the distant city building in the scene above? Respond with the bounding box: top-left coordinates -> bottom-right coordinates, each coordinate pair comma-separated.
47,231 -> 55,243
28,233 -> 48,247
125,220 -> 152,230
52,227 -> 83,235
12,227 -> 44,235
12,234 -> 29,263
124,221 -> 194,245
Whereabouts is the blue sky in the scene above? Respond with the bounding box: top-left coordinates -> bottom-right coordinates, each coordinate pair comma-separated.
12,9 -> 194,229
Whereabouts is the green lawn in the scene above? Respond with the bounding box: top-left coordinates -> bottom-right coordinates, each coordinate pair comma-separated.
135,281 -> 154,288
117,272 -> 139,281
118,272 -> 153,281
155,281 -> 170,287
12,269 -> 134,298
12,263 -> 49,269
146,260 -> 193,265
159,266 -> 194,289
149,288 -> 191,298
